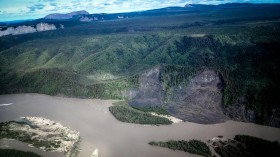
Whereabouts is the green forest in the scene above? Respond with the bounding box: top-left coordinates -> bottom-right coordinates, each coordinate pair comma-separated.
214,135 -> 280,157
0,5 -> 280,127
149,140 -> 211,156
109,103 -> 172,125
0,149 -> 41,157
149,135 -> 280,157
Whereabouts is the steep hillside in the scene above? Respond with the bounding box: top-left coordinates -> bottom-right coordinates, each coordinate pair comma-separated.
0,4 -> 280,127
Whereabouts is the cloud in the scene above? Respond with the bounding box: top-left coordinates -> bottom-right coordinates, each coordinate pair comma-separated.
39,0 -> 57,2
0,0 -> 280,21
27,4 -> 45,12
0,10 -> 7,15
50,3 -> 57,6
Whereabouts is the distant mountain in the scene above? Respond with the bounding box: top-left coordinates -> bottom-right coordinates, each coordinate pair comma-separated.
186,3 -> 280,9
44,10 -> 89,20
2,3 -> 280,28
184,4 -> 192,7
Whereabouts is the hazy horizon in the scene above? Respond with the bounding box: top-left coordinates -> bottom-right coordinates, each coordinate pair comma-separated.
1,0 -> 280,22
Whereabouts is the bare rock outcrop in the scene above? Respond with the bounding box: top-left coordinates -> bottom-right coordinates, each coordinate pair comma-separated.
36,23 -> 56,31
0,27 -> 15,36
129,66 -> 164,108
167,70 -> 228,123
79,16 -> 94,22
0,23 -> 57,37
225,102 -> 280,127
0,26 -> 36,37
224,103 -> 255,122
13,25 -> 37,35
129,67 -> 228,124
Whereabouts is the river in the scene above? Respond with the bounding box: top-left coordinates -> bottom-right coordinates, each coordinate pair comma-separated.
0,93 -> 279,157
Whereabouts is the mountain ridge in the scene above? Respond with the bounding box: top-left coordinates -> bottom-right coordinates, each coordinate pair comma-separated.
0,3 -> 279,127
44,10 -> 89,20
1,3 -> 280,24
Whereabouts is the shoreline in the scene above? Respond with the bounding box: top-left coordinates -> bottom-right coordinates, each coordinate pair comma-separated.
150,112 -> 183,124
1,93 -> 280,157
0,139 -> 65,157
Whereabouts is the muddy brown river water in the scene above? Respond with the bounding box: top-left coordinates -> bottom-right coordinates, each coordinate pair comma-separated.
0,93 -> 280,157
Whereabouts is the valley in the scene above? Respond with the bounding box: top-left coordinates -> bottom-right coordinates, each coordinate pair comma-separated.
0,2 -> 280,157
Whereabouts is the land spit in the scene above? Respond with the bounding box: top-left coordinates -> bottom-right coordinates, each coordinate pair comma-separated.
0,116 -> 80,156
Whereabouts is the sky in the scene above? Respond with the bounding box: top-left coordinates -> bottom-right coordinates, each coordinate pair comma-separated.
0,0 -> 279,22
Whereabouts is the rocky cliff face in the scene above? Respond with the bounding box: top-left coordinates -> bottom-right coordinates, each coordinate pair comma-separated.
129,66 -> 228,124
129,66 -> 164,108
0,26 -> 36,37
79,16 -> 94,22
13,26 -> 37,35
129,66 -> 279,126
269,109 -> 280,127
224,100 -> 280,127
224,103 -> 255,123
0,23 -> 57,37
36,23 -> 56,31
166,70 -> 228,123
0,27 -> 15,36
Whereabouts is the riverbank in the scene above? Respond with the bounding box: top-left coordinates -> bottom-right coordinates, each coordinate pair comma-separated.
0,93 -> 280,157
0,117 -> 80,156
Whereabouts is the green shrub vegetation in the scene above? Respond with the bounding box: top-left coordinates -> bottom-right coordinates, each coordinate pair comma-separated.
131,106 -> 169,115
214,143 -> 249,157
148,135 -> 280,157
0,121 -> 61,151
112,101 -> 128,106
109,105 -> 172,125
214,135 -> 280,157
234,135 -> 280,157
149,140 -> 211,157
0,6 -> 280,126
112,101 -> 169,116
0,149 -> 41,157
